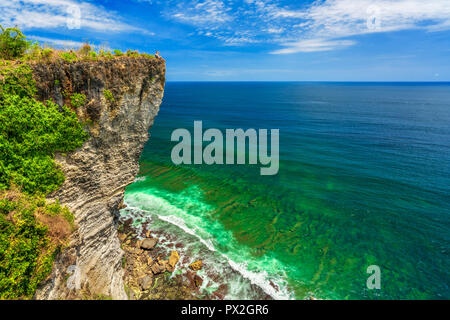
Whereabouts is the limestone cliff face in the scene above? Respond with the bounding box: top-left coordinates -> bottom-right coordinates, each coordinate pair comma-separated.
30,57 -> 165,299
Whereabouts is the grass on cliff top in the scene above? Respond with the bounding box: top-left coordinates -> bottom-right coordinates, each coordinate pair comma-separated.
0,25 -> 157,65
0,26 -> 90,299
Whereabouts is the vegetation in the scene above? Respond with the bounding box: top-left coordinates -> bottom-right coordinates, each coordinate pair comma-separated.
103,89 -> 115,103
59,51 -> 77,63
0,64 -> 88,195
0,26 -> 30,60
0,189 -> 74,299
0,25 -> 157,63
0,26 -> 91,299
113,49 -> 123,57
70,93 -> 87,109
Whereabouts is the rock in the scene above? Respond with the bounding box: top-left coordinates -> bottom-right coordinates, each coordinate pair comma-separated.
141,238 -> 158,250
193,275 -> 203,287
189,260 -> 203,271
160,260 -> 169,271
139,276 -> 153,290
151,262 -> 165,275
185,270 -> 197,289
166,266 -> 174,273
175,243 -> 184,249
135,240 -> 142,248
168,251 -> 180,268
213,284 -> 228,300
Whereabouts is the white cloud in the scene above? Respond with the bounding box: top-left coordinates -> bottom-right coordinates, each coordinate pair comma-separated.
0,0 -> 150,33
271,39 -> 356,54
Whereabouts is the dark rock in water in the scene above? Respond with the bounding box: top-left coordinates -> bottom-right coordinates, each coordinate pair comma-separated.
213,284 -> 228,300
175,243 -> 184,249
186,270 -> 197,289
141,238 -> 158,250
139,275 -> 153,290
193,275 -> 203,288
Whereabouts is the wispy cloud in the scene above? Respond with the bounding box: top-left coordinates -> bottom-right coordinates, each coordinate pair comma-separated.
160,0 -> 450,52
28,36 -> 85,48
0,0 -> 151,34
170,0 -> 232,26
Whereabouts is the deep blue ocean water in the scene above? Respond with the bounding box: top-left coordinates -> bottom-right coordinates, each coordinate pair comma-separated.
122,82 -> 450,299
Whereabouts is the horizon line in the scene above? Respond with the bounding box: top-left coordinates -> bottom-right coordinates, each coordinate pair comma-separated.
165,80 -> 450,83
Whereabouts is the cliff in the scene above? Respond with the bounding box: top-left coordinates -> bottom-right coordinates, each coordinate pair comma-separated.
30,57 -> 166,299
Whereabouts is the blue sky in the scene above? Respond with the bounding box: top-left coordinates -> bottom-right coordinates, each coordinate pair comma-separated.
1,0 -> 450,81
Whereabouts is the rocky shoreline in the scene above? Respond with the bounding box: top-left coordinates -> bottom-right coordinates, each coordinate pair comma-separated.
118,215 -> 273,300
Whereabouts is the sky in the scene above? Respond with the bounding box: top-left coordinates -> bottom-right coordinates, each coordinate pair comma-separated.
1,0 -> 450,81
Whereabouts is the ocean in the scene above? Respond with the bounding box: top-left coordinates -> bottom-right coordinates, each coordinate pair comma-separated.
120,82 -> 450,300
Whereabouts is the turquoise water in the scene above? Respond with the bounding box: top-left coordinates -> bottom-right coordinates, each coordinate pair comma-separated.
122,82 -> 450,299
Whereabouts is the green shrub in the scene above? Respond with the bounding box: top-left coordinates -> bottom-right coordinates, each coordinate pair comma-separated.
88,51 -> 97,59
113,49 -> 123,57
0,65 -> 88,195
41,48 -> 53,60
126,49 -> 139,58
59,51 -> 77,63
103,89 -> 115,103
0,25 -> 31,60
70,93 -> 87,109
0,64 -> 36,99
21,42 -> 41,61
0,95 -> 88,194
